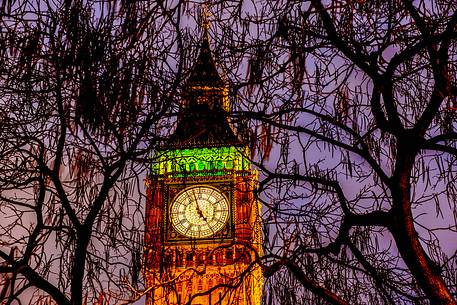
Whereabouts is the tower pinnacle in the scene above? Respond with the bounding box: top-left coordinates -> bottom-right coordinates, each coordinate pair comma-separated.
202,3 -> 210,32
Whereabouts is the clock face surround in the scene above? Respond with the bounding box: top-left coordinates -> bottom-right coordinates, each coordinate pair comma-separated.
170,185 -> 230,238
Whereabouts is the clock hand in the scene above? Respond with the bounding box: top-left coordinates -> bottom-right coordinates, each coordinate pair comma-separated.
196,204 -> 207,222
192,189 -> 207,222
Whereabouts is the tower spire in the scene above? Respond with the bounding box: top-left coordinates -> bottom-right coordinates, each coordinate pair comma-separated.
183,4 -> 226,108
168,5 -> 239,148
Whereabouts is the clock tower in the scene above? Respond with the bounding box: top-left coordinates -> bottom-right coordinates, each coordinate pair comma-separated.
144,26 -> 263,305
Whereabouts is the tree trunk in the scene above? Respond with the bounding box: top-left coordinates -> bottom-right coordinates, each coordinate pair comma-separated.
71,230 -> 90,305
390,165 -> 456,305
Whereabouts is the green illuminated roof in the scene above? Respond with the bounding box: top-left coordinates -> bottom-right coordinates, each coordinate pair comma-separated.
151,146 -> 251,178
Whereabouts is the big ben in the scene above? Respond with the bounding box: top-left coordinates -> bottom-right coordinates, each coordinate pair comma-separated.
144,23 -> 263,305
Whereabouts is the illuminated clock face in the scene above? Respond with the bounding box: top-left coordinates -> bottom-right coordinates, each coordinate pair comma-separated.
170,185 -> 230,238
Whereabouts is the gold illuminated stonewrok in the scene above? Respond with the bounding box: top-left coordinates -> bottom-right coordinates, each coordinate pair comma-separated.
144,18 -> 263,305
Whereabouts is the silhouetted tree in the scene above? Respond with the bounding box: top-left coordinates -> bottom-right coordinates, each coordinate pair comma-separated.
0,1 -> 189,304
2,1 -> 457,305
215,0 -> 457,304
